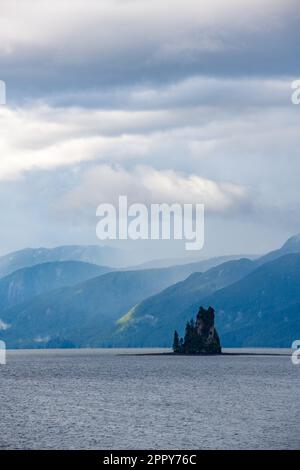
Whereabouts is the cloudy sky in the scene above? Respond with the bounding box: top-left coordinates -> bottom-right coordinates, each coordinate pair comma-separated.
0,0 -> 299,260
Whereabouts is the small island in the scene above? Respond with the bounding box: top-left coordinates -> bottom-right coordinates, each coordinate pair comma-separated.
173,306 -> 222,354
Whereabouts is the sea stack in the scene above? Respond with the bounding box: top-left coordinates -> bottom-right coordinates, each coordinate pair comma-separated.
173,306 -> 222,354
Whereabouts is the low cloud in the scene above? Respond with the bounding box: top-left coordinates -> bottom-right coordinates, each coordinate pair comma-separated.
61,164 -> 248,216
0,106 -> 154,180
46,76 -> 293,110
0,74 -> 298,182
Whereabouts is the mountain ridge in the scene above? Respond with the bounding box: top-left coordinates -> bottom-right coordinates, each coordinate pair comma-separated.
0,260 -> 113,311
0,262 -> 218,348
1,233 -> 300,348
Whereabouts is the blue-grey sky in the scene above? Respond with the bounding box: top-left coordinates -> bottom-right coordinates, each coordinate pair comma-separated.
0,0 -> 299,260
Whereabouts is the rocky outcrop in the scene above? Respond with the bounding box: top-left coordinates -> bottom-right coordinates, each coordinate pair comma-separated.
173,306 -> 222,354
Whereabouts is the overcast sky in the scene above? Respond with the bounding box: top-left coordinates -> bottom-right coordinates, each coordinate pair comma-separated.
0,0 -> 299,260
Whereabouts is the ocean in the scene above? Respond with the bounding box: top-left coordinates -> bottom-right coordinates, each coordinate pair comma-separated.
0,349 -> 299,449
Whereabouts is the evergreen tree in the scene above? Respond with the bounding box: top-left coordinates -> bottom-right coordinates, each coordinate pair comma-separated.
172,330 -> 181,353
183,320 -> 192,352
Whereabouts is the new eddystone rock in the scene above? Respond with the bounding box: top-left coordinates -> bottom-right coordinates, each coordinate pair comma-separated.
173,306 -> 222,354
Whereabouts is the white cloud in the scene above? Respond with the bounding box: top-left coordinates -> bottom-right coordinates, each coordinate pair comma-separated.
61,164 -> 248,215
0,73 -> 297,182
0,106 -> 157,180
0,60 -> 298,256
0,0 -> 286,57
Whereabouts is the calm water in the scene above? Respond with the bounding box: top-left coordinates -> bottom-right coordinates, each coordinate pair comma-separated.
0,349 -> 299,450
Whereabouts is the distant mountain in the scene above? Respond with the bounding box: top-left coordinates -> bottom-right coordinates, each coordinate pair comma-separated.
108,242 -> 300,346
0,262 -> 214,348
111,234 -> 300,347
256,233 -> 300,266
190,253 -> 300,347
0,245 -> 124,278
112,259 -> 254,347
0,245 -> 250,277
2,234 -> 300,349
0,261 -> 112,312
129,254 -> 256,271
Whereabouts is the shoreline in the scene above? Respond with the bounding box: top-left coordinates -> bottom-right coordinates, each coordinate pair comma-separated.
5,347 -> 292,357
124,351 -> 291,357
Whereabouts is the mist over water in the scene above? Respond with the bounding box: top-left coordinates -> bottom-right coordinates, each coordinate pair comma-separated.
0,349 -> 299,450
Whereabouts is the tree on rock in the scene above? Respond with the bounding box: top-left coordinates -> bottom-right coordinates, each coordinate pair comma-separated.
172,306 -> 221,354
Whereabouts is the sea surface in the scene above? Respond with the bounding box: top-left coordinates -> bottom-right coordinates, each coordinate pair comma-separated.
0,348 -> 299,450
